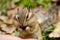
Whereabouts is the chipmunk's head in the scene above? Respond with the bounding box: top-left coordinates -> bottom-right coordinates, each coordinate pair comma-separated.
16,7 -> 38,35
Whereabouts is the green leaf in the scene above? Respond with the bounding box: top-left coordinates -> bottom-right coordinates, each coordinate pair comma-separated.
15,30 -> 20,36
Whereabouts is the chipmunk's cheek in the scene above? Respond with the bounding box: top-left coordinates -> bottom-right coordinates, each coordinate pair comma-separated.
26,26 -> 30,31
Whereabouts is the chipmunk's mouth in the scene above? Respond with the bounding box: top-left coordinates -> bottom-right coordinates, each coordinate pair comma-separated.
19,25 -> 36,34
19,26 -> 30,31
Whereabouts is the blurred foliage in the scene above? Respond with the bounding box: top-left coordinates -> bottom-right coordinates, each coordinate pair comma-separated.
0,0 -> 52,10
43,25 -> 55,40
36,0 -> 52,9
0,0 -> 12,15
15,0 -> 52,9
0,0 -> 52,15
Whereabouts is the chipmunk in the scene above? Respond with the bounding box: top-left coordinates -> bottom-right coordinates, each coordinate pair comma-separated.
15,4 -> 58,40
15,6 -> 43,40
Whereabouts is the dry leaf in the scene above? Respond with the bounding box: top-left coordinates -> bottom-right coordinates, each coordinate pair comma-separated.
49,22 -> 60,38
8,1 -> 17,10
10,1 -> 16,9
0,16 -> 8,23
7,7 -> 17,19
1,24 -> 16,33
7,19 -> 14,25
0,16 -> 7,21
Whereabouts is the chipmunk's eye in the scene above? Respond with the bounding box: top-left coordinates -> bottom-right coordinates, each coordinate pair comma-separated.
26,12 -> 32,19
26,14 -> 29,19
